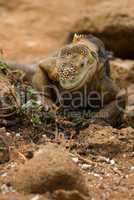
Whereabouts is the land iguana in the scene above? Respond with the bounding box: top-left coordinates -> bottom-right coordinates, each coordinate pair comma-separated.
6,34 -> 126,126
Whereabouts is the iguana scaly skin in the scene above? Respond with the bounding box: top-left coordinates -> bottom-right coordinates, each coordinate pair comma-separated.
7,34 -> 126,126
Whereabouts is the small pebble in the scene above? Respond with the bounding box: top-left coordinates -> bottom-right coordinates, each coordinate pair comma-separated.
88,172 -> 100,177
88,172 -> 103,179
105,173 -> 110,177
93,173 -> 101,177
16,133 -> 21,138
105,158 -> 110,163
81,164 -> 91,170
110,159 -> 115,165
0,184 -> 14,195
71,157 -> 79,163
31,195 -> 40,200
9,162 -> 17,168
6,132 -> 11,136
131,152 -> 134,157
25,150 -> 34,159
1,173 -> 7,177
130,166 -> 134,170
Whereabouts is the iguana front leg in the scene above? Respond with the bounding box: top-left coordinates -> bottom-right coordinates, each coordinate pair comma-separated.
92,91 -> 126,126
32,66 -> 52,98
93,76 -> 126,126
32,55 -> 59,110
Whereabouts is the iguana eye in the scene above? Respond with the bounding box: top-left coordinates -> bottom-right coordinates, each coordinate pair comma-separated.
72,45 -> 89,56
90,51 -> 97,59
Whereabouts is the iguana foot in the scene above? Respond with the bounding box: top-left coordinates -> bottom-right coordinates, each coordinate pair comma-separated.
91,89 -> 126,127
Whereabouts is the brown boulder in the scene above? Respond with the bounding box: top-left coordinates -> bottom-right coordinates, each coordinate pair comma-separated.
110,59 -> 134,87
69,0 -> 134,58
76,124 -> 134,157
12,144 -> 89,195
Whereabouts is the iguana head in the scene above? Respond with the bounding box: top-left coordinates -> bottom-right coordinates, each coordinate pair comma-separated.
58,34 -> 99,91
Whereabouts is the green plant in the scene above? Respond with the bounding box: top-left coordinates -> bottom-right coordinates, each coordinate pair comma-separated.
0,58 -> 9,72
20,87 -> 55,126
27,87 -> 38,99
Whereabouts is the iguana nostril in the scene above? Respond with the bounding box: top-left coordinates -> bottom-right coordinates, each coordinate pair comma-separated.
80,62 -> 85,68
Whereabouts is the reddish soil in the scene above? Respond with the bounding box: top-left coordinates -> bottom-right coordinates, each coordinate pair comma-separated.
0,1 -> 134,200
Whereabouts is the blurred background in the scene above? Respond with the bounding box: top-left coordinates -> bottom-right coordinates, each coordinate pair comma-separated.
0,0 -> 133,62
0,0 -> 95,62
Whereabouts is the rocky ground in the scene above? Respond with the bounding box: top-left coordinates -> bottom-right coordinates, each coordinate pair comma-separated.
0,0 -> 134,200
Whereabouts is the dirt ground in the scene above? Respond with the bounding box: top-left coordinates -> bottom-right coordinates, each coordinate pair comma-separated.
0,0 -> 134,200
